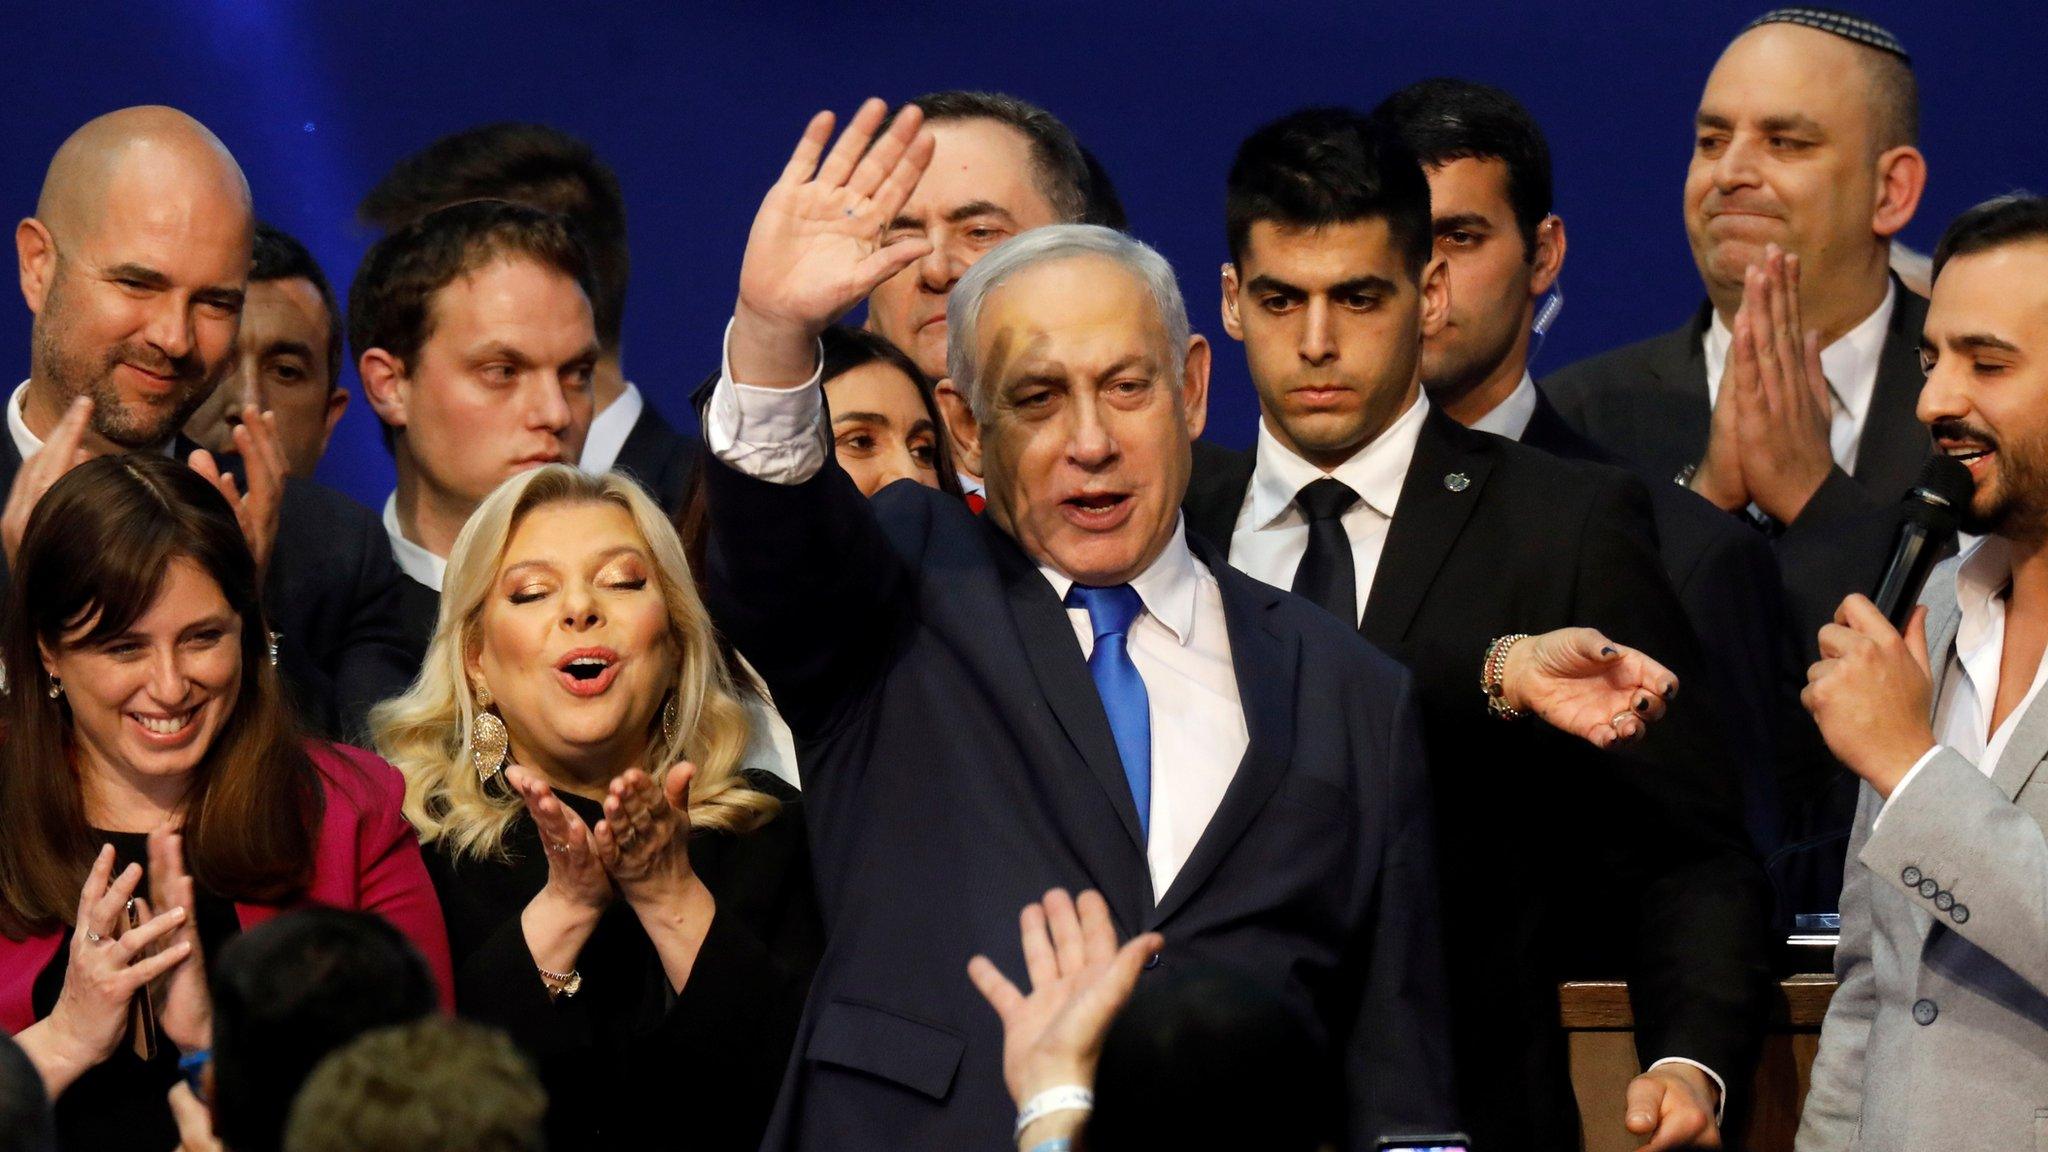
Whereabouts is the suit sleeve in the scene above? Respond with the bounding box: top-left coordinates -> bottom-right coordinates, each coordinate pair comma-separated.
330,517 -> 427,743
1567,474 -> 1776,1094
1347,671 -> 1457,1144
1795,783 -> 1879,1150
1778,466 -> 1900,665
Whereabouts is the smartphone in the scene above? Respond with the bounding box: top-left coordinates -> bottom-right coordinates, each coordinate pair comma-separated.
1375,1137 -> 1472,1152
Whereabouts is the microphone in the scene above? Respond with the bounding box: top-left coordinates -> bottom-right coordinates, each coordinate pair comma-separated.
1872,455 -> 1974,628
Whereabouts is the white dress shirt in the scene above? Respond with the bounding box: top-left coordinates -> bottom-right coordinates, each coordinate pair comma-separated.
1883,536 -> 2048,820
381,493 -> 447,592
579,379 -> 646,479
707,326 -> 1250,897
1229,392 -> 1430,626
1467,372 -> 1541,442
1702,281 -> 1896,477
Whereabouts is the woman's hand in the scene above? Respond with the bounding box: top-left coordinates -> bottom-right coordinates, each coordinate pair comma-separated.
594,765 -> 697,906
1500,628 -> 1679,749
147,830 -> 211,1054
508,765 -> 610,984
22,846 -> 193,1096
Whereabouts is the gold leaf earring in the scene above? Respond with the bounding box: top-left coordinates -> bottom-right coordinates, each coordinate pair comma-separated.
472,685 -> 510,783
661,693 -> 679,745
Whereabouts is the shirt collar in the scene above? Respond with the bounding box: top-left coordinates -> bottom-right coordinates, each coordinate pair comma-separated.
1467,372 -> 1540,441
1703,280 -> 1897,422
382,491 -> 448,592
1953,533 -> 2012,660
9,380 -> 176,461
1038,516 -> 1201,646
578,380 -> 645,478
1248,391 -> 1429,532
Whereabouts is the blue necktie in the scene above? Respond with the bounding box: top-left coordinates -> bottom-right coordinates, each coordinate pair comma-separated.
1065,583 -> 1152,836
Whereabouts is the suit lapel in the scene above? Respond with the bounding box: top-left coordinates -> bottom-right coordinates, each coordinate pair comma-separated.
1182,439 -> 1255,554
1852,284 -> 1933,501
1361,409 -> 1492,646
986,523 -> 1152,891
1149,543 -> 1298,926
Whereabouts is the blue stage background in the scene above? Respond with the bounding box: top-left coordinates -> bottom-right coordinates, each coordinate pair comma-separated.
1,1 -> 2040,507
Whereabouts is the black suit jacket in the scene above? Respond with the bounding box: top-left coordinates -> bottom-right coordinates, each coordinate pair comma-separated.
0,436 -> 420,742
1521,393 -> 1799,857
702,452 -> 1454,1150
608,398 -> 699,514
393,569 -> 440,660
1542,283 -> 1932,660
1184,411 -> 1774,1152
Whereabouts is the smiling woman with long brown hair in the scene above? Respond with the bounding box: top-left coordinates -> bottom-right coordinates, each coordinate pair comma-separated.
0,454 -> 452,1152
371,464 -> 820,1150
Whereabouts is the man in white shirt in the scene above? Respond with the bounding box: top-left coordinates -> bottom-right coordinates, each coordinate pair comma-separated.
1799,193 -> 2048,1150
350,199 -> 598,645
697,99 -> 1679,1151
1544,9 -> 1933,657
1182,107 -> 1773,1152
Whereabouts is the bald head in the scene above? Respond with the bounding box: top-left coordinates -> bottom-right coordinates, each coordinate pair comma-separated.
18,107 -> 255,454
1716,23 -> 1918,158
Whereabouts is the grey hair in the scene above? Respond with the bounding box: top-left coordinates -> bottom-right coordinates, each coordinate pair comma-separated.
945,224 -> 1190,423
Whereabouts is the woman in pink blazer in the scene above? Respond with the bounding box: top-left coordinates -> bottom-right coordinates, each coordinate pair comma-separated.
0,456 -> 452,1150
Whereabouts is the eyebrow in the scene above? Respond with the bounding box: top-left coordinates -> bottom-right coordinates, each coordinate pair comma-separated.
888,199 -> 1019,232
260,339 -> 316,362
501,545 -> 644,579
1695,110 -> 1827,137
1244,273 -> 1399,297
832,410 -> 895,427
1946,333 -> 2023,354
1434,212 -> 1494,233
105,262 -> 245,307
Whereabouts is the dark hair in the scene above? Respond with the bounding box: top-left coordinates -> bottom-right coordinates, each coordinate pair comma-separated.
893,91 -> 1092,223
210,907 -> 440,1152
1087,966 -> 1336,1151
0,1034 -> 54,1152
251,222 -> 344,388
359,123 -> 629,350
0,456 -> 321,939
1080,147 -> 1130,231
819,325 -> 963,497
347,199 -> 597,452
1226,107 -> 1434,280
1372,78 -> 1552,260
1931,193 -> 2048,282
285,1018 -> 545,1152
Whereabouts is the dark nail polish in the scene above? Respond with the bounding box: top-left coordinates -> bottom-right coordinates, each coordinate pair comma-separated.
1664,683 -> 1679,701
1635,697 -> 1650,712
1600,646 -> 1616,657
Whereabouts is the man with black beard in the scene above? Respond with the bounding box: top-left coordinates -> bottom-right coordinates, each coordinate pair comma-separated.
1800,194 -> 2048,1148
5,106 -> 416,738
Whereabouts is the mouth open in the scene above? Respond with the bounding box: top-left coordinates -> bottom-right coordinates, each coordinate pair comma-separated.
555,648 -> 622,697
128,707 -> 201,746
1940,439 -> 1997,479
1061,491 -> 1133,531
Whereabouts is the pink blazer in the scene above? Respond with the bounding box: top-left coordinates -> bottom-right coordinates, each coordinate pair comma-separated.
0,741 -> 455,1034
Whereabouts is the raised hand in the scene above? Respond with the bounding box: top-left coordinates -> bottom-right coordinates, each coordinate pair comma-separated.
729,98 -> 937,386
967,889 -> 1162,1112
593,765 -> 696,904
1499,628 -> 1679,749
505,765 -> 610,913
19,846 -> 193,1096
2,396 -> 92,567
1801,594 -> 1935,795
1734,245 -> 1835,523
146,829 -> 212,1054
188,402 -> 286,583
1690,340 -> 1749,511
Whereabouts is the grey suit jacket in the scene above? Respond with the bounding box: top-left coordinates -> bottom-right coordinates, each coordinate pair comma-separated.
1798,559 -> 2048,1150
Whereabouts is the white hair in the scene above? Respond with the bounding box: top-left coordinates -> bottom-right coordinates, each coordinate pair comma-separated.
945,224 -> 1190,422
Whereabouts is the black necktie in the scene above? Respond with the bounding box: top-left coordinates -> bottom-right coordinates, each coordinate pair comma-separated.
1291,477 -> 1361,625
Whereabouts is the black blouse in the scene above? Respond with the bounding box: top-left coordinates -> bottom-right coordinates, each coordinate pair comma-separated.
426,770 -> 822,1151
33,830 -> 242,1152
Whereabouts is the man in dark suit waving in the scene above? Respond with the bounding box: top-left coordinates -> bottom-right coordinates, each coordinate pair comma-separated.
701,98 -> 1559,1150
1181,108 -> 1773,1151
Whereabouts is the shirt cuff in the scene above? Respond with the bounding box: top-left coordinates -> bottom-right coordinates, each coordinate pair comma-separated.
1870,745 -> 1946,831
1646,1056 -> 1727,1125
704,318 -> 831,484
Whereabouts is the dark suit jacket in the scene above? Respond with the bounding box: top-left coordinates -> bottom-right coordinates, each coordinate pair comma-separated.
702,453 -> 1455,1150
0,436 -> 421,742
1184,411 -> 1774,1152
1542,284 -> 1932,661
1521,393 -> 1798,858
609,398 -> 699,514
393,569 -> 441,660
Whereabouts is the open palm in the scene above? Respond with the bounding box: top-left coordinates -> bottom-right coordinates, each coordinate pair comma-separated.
1511,628 -> 1677,749
736,98 -> 936,339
